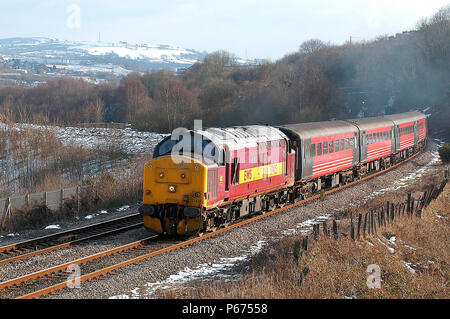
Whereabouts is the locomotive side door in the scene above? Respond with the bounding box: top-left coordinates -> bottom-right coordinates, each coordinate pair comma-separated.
224,146 -> 230,196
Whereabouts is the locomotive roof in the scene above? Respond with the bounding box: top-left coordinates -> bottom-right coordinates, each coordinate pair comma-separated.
384,112 -> 426,125
278,120 -> 358,140
198,125 -> 288,150
345,116 -> 394,131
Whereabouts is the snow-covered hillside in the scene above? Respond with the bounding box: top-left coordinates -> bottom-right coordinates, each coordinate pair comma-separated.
15,123 -> 168,155
0,37 -> 206,67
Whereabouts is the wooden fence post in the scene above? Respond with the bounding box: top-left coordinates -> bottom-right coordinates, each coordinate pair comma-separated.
333,220 -> 338,239
363,213 -> 368,237
357,214 -> 362,240
386,202 -> 390,223
372,212 -> 377,234
370,211 -> 374,234
303,236 -> 308,251
407,192 -> 411,215
313,224 -> 319,240
377,211 -> 381,227
322,222 -> 328,236
350,214 -> 355,240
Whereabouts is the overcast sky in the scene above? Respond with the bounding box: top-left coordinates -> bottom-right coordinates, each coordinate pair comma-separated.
0,0 -> 448,60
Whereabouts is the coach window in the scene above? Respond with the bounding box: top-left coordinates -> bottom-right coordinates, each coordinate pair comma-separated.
345,138 -> 350,149
368,134 -> 372,145
323,141 -> 328,154
329,141 -> 334,153
311,144 -> 316,158
317,142 -> 322,156
340,139 -> 344,151
335,140 -> 339,152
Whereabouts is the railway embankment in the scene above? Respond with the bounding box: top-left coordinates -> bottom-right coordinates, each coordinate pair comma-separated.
46,144 -> 446,299
156,166 -> 449,299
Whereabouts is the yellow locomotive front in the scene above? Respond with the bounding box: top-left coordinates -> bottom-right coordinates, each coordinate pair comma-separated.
139,155 -> 208,235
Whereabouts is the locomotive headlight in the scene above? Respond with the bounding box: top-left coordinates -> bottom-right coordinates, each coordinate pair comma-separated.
145,189 -> 151,195
159,172 -> 165,178
180,173 -> 186,179
168,185 -> 176,193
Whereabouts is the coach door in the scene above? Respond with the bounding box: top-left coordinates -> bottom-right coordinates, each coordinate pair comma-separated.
414,121 -> 419,144
360,131 -> 367,163
303,138 -> 313,180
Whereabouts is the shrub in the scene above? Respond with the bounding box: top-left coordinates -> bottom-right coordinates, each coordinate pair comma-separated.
438,142 -> 450,164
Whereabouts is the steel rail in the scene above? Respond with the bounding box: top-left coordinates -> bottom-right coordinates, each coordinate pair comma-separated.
0,212 -> 142,265
0,235 -> 159,292
15,150 -> 423,299
0,212 -> 140,253
0,222 -> 143,266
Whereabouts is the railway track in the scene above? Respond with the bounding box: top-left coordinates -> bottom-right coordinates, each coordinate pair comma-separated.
0,211 -> 143,266
0,151 -> 423,299
0,235 -> 191,299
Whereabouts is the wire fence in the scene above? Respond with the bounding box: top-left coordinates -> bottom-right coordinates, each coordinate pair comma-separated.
0,186 -> 85,229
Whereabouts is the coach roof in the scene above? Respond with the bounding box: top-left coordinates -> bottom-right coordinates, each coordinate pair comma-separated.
345,116 -> 394,131
384,112 -> 426,125
278,120 -> 358,140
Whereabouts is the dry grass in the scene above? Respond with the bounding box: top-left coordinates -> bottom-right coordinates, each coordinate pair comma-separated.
0,124 -> 132,198
157,183 -> 449,299
1,155 -> 150,232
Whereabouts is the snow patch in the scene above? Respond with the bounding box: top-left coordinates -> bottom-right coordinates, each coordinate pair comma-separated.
109,240 -> 267,299
377,238 -> 396,253
44,224 -> 61,230
404,262 -> 416,274
6,233 -> 19,237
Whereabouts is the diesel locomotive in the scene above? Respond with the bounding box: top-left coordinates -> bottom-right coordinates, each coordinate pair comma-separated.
138,112 -> 427,235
